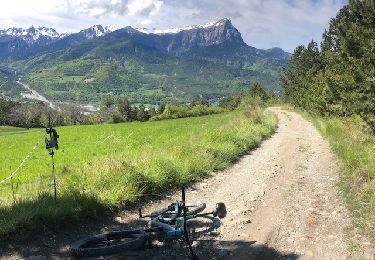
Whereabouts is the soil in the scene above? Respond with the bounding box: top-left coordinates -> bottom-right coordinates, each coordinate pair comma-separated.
1,109 -> 372,260
17,81 -> 58,109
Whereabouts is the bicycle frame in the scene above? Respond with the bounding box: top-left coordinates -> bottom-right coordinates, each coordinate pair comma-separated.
150,211 -> 214,240
139,187 -> 226,243
71,187 -> 226,259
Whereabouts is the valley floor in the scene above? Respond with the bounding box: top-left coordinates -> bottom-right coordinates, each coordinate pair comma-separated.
1,109 -> 372,259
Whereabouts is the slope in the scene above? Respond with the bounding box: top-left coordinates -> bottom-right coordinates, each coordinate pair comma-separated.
5,19 -> 290,104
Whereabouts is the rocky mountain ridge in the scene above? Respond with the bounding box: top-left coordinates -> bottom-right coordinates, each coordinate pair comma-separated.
0,19 -> 238,44
0,19 -> 288,60
0,25 -> 116,59
0,26 -> 59,43
159,18 -> 245,55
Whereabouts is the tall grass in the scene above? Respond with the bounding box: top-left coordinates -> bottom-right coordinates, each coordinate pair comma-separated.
0,109 -> 277,236
311,115 -> 375,242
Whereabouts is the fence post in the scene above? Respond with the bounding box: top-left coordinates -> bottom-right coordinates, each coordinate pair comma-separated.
51,152 -> 57,202
11,176 -> 15,205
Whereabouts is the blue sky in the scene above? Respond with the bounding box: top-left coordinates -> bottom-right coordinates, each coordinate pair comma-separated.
0,0 -> 347,52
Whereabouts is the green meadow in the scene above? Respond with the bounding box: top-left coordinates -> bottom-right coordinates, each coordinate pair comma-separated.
0,126 -> 27,134
0,109 -> 277,236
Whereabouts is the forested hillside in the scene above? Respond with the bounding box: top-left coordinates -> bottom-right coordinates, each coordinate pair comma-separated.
1,19 -> 290,105
0,66 -> 21,98
20,50 -> 280,104
280,0 -> 374,129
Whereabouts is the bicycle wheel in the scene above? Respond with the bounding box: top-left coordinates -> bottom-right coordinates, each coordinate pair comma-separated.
185,201 -> 206,214
70,230 -> 148,257
149,205 -> 173,218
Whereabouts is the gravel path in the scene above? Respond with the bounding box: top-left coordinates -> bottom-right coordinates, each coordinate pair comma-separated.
2,109 -> 365,259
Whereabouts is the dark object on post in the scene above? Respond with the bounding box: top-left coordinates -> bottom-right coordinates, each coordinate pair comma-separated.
45,127 -> 59,155
45,116 -> 59,201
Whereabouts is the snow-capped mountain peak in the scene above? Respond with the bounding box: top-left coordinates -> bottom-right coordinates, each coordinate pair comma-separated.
136,18 -> 232,35
1,26 -> 59,38
105,25 -> 118,32
0,26 -> 60,45
80,25 -> 117,39
0,24 -> 119,46
36,26 -> 60,38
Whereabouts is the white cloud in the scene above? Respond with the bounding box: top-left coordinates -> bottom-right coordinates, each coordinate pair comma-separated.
61,0 -> 163,17
88,7 -> 108,16
141,19 -> 153,25
63,0 -> 129,16
127,0 -> 163,16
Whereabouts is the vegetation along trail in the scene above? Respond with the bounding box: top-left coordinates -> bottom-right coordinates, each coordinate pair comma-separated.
131,108 -> 356,259
2,109 -> 371,259
131,108 -> 368,259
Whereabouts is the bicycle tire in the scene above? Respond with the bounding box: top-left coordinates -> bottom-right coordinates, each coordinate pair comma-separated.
149,201 -> 206,217
149,206 -> 171,218
185,201 -> 206,214
70,230 -> 147,257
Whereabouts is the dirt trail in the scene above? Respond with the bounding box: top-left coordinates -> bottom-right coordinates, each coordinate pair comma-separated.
176,107 -> 351,259
2,109 -> 361,259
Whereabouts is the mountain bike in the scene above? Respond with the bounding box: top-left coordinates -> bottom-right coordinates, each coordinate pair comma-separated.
70,187 -> 227,259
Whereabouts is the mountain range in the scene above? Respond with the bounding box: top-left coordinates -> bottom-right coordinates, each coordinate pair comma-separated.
0,19 -> 290,105
0,25 -> 118,59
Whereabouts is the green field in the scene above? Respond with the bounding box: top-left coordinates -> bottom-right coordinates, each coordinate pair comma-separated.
0,126 -> 27,134
0,109 -> 277,236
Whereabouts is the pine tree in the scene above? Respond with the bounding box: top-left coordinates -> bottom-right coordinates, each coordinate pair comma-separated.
136,105 -> 149,122
281,0 -> 375,129
117,96 -> 132,121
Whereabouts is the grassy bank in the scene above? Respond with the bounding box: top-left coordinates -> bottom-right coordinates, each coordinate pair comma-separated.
0,109 -> 277,236
312,116 -> 375,242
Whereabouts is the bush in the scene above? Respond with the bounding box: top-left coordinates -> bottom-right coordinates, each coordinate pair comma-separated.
151,103 -> 224,121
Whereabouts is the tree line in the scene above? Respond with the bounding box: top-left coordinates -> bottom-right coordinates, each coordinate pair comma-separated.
0,96 -> 223,128
0,82 -> 273,128
280,0 -> 374,130
0,97 -> 161,128
0,99 -> 99,128
219,82 -> 276,110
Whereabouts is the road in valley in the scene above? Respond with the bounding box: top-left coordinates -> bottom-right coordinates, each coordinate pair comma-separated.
17,81 -> 58,109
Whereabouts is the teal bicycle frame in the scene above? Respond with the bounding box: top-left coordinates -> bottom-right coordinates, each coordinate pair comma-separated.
138,187 -> 227,259
150,211 -> 210,240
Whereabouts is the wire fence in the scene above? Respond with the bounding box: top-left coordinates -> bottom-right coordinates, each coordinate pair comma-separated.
0,131 -> 58,206
0,174 -> 55,205
0,134 -> 45,185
